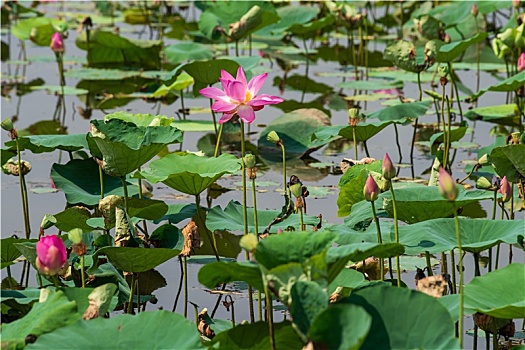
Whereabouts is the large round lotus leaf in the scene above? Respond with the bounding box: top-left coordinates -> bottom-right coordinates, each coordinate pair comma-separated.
165,42 -> 213,64
464,104 -> 519,123
464,263 -> 525,319
471,70 -> 525,100
12,17 -> 65,42
490,144 -> 525,182
366,100 -> 432,122
308,303 -> 372,350
103,111 -> 174,127
182,59 -> 239,86
345,284 -> 460,349
89,118 -> 182,177
2,291 -> 80,349
382,185 -> 494,224
258,108 -> 332,157
4,134 -> 88,154
137,153 -> 240,195
435,32 -> 488,62
198,261 -> 265,293
206,200 -> 320,234
290,280 -> 328,336
209,321 -> 303,350
397,218 -> 524,255
91,247 -> 181,273
27,310 -> 204,349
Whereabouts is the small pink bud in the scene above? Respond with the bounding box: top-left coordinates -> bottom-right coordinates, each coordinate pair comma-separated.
444,33 -> 451,43
438,167 -> 458,201
363,175 -> 379,202
518,53 -> 525,72
382,153 -> 396,180
499,176 -> 512,203
50,32 -> 64,53
36,235 -> 67,276
471,3 -> 478,17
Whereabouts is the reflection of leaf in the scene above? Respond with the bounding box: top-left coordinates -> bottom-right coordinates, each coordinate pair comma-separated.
397,218 -> 524,255
490,144 -> 525,182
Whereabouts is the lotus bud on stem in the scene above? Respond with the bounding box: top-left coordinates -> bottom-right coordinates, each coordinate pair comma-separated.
364,175 -> 384,280
383,154 -> 401,287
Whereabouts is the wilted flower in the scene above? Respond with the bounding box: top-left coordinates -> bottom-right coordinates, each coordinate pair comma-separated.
36,235 -> 67,276
438,167 -> 458,201
382,153 -> 396,180
50,32 -> 64,53
363,175 -> 379,202
499,176 -> 512,203
199,67 -> 283,124
518,53 -> 525,72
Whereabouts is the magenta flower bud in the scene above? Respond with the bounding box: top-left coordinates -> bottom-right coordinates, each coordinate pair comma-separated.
36,235 -> 67,276
499,176 -> 512,203
438,167 -> 458,201
50,32 -> 64,53
364,175 -> 379,202
471,3 -> 478,17
518,53 -> 525,72
382,153 -> 396,180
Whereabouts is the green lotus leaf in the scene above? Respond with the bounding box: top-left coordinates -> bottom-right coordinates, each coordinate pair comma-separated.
490,144 -> 525,182
30,85 -> 89,95
382,185 -> 494,224
51,159 -> 139,206
228,5 -> 280,41
313,120 -> 396,146
435,32 -> 488,62
339,160 -> 383,188
150,73 -> 195,98
61,283 -> 117,316
1,288 -> 41,305
2,290 -> 80,349
337,167 -> 373,217
4,134 -> 88,154
275,74 -> 333,94
27,310 -> 204,350
384,40 -> 427,73
471,70 -> 525,100
76,30 -> 161,70
165,42 -> 213,65
465,104 -> 519,123
198,261 -> 264,291
254,5 -> 319,39
170,120 -> 216,132
209,321 -> 303,350
308,303 -> 372,350
464,263 -> 525,319
397,218 -> 524,255
12,17 -> 65,43
137,153 -> 240,195
258,108 -> 332,157
53,206 -> 94,233
103,111 -> 174,127
64,68 -> 146,80
428,125 -> 468,147
326,242 -> 405,282
1,237 -> 33,269
288,14 -> 335,39
327,268 -> 368,294
366,100 -> 432,121
13,242 -> 38,270
254,231 -> 336,271
345,284 -> 459,349
91,247 -> 181,273
89,118 -> 182,177
1,148 -> 17,166
182,59 -> 240,87
153,203 -> 197,224
206,200 -> 321,235
149,224 -> 184,250
290,280 -> 328,336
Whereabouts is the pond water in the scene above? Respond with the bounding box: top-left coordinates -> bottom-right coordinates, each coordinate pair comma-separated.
1,1 -> 524,349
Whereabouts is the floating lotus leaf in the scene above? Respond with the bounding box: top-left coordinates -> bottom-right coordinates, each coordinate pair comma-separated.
30,85 -> 89,95
89,118 -> 182,178
254,5 -> 319,39
91,247 -> 181,273
137,153 -> 240,196
51,159 -> 139,206
464,263 -> 525,319
382,185 -> 494,224
153,203 -> 197,224
27,310 -> 204,350
165,42 -> 213,65
206,200 -> 320,234
397,218 -> 524,255
345,284 -> 459,349
490,144 -> 525,182
308,303 -> 372,350
4,134 -> 88,154
366,100 -> 432,121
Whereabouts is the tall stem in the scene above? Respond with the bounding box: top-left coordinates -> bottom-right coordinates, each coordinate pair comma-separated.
281,143 -> 287,195
120,177 -> 129,212
417,71 -> 422,101
80,255 -> 86,288
389,182 -> 401,287
450,249 -> 457,294
15,137 -> 30,238
183,256 -> 188,318
371,201 -> 384,281
425,252 -> 433,276
453,202 -> 464,348
209,97 -> 218,137
393,124 -> 402,163
352,126 -> 358,160
195,194 -> 220,261
213,124 -> 224,158
99,165 -> 104,199
448,62 -> 463,121
264,285 -> 276,350
127,273 -> 136,314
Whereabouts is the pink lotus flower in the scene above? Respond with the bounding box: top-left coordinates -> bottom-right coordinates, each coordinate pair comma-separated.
50,32 -> 64,53
36,235 -> 67,276
199,67 -> 283,124
518,53 -> 525,72
499,176 -> 512,203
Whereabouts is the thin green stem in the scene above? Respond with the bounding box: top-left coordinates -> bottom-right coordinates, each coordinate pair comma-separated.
53,275 -> 60,290
183,256 -> 188,318
195,194 -> 220,261
448,62 -> 463,121
251,178 -> 259,237
425,252 -> 433,276
179,91 -> 186,120
352,126 -> 358,160
393,124 -> 402,163
99,165 -> 104,199
120,177 -> 129,212
417,71 -> 422,101
213,124 -> 224,158
371,201 -> 384,281
81,255 -> 86,288
389,182 -> 401,287
299,209 -> 304,231
264,284 -> 276,350
441,83 -> 448,169
209,97 -> 218,137
350,30 -> 358,81
450,249 -> 457,294
281,143 -> 287,195
127,273 -> 136,314
493,331 -> 498,350
16,137 -> 30,238
453,202 -> 464,348
6,266 -> 14,289
473,252 -> 481,277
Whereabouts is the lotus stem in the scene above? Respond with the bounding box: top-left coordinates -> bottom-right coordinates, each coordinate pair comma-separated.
209,97 -> 218,137
264,284 -> 276,350
350,30 -> 358,81
127,273 -> 136,314
370,200 -> 384,281
184,256 -> 188,318
120,177 -> 129,212
440,83 -> 448,169
235,40 -> 239,57
251,176 -> 263,321
363,141 -> 370,157
417,71 -> 422,101
352,126 -> 358,160
281,142 -> 287,196
453,202 -> 464,348
53,275 -> 60,290
389,181 -> 401,287
493,331 -> 498,350
81,255 -> 86,288
195,194 -> 220,261
258,291 -> 262,321
98,165 -> 104,199
473,252 -> 481,277
474,19 -> 480,93
393,124 -> 402,163
15,137 -> 30,238
179,90 -> 186,120
299,209 -> 305,231
409,118 -> 418,179
445,96 -> 453,170
6,266 -> 14,289
450,249 -> 457,294
214,124 -> 224,157
172,256 -> 183,312
425,252 -> 433,276
448,62 -> 463,121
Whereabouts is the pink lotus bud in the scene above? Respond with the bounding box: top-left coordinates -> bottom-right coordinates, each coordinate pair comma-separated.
444,33 -> 451,43
363,175 -> 379,202
518,53 -> 525,72
36,235 -> 67,276
471,3 -> 478,17
382,153 -> 396,180
50,32 -> 64,53
499,176 -> 512,203
438,167 -> 458,201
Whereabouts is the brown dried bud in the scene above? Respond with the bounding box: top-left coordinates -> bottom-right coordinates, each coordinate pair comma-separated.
72,242 -> 87,257
295,196 -> 304,209
247,167 -> 257,180
180,221 -> 200,257
197,308 -> 215,339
